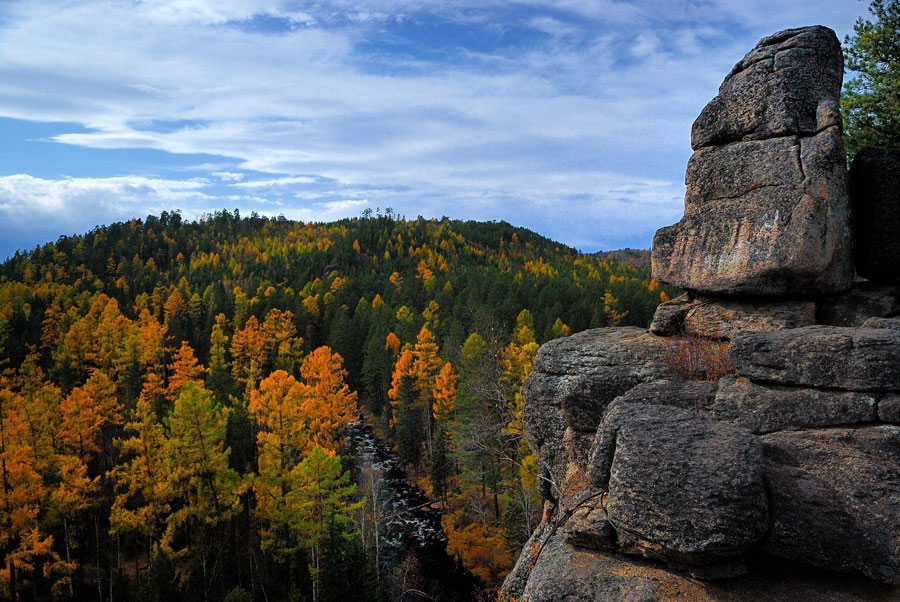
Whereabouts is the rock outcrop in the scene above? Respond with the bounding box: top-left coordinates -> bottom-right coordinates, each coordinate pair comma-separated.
522,328 -> 673,504
763,426 -> 900,583
728,325 -> 900,390
649,293 -> 817,338
501,25 -> 900,602
596,402 -> 768,568
651,26 -> 853,297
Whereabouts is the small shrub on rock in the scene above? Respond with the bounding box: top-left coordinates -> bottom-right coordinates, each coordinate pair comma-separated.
664,334 -> 734,381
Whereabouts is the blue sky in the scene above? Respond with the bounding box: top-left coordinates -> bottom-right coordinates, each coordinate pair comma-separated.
0,0 -> 868,260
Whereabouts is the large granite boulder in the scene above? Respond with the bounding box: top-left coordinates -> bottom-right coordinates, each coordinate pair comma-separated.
865,316 -> 900,330
651,26 -> 853,296
597,404 -> 768,567
712,376 -> 877,433
586,379 -> 720,488
762,427 -> 900,583
728,325 -> 900,391
850,146 -> 900,283
502,24 -> 900,602
881,394 -> 900,422
691,26 -> 843,147
522,328 -> 673,502
508,535 -> 896,602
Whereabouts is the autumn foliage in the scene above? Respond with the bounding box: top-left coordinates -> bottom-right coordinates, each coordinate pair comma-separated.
0,210 -> 676,600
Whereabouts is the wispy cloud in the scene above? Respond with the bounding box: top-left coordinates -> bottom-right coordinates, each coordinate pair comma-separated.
0,0 -> 867,259
0,175 -> 213,224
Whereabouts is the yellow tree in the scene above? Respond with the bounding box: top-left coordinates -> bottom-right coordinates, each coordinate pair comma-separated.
58,368 -> 121,484
412,326 -> 444,458
5,357 -> 87,597
81,368 -> 122,470
231,315 -> 266,388
551,317 -> 571,338
58,387 -> 101,459
498,310 -> 541,546
284,446 -> 360,602
262,308 -> 303,373
384,332 -> 401,358
136,308 -> 168,376
299,346 -> 358,454
0,387 -> 48,599
45,453 -> 95,598
94,296 -> 133,377
502,310 -> 540,437
602,291 -> 628,327
250,370 -> 310,554
432,362 -> 458,427
251,351 -> 358,558
412,326 -> 443,391
109,374 -> 174,556
388,326 -> 451,467
388,348 -> 420,466
16,357 -> 62,478
208,313 -> 232,401
430,361 -> 458,501
166,341 -> 207,402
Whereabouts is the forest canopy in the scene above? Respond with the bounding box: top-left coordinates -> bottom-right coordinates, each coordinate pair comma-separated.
0,210 -> 675,601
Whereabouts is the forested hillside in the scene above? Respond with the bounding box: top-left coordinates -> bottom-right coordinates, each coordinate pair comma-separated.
0,210 -> 676,601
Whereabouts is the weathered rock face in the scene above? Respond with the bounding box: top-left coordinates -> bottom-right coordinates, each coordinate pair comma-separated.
712,376 -> 877,433
866,316 -> 900,330
850,146 -> 900,283
763,427 -> 900,583
816,283 -> 900,326
728,325 -> 900,391
651,26 -> 853,296
586,379 -> 720,488
691,26 -> 843,147
522,328 -> 673,503
502,24 -> 900,602
503,322 -> 900,600
513,535 -> 896,602
881,394 -> 900,422
650,293 -> 817,338
600,404 -> 768,567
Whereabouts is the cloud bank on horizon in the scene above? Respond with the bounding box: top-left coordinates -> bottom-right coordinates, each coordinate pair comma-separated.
0,0 -> 865,260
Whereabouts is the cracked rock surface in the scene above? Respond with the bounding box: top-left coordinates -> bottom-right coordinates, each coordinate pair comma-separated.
651,26 -> 852,296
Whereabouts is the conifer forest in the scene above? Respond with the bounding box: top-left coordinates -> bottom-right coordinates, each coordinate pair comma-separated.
0,210 -> 676,601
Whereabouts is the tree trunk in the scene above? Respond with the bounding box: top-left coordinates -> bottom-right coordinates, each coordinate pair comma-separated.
95,514 -> 103,602
9,558 -> 16,602
64,517 -> 74,598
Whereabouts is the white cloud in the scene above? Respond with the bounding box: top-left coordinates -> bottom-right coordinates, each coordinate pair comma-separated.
213,171 -> 245,182
0,174 -> 212,227
278,199 -> 371,222
631,32 -> 662,59
136,0 -> 291,24
235,176 -> 321,188
0,0 -> 869,257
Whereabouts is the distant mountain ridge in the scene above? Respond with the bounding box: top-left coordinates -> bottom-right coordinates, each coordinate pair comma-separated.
591,248 -> 651,269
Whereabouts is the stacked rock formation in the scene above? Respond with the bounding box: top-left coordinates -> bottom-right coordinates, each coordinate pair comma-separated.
652,26 -> 853,297
500,26 -> 900,602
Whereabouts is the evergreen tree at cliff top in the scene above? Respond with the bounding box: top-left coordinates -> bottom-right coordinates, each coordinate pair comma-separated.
842,0 -> 900,157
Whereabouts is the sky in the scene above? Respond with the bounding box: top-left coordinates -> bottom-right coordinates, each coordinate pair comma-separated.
0,0 -> 869,261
